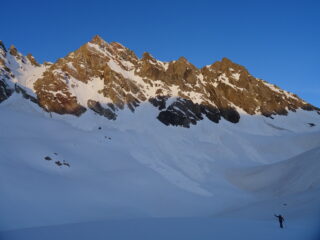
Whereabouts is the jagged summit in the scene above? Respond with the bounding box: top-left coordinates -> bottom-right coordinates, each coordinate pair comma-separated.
26,53 -> 40,67
0,40 -> 6,52
9,45 -> 19,57
90,34 -> 107,45
0,37 -> 318,127
141,52 -> 154,60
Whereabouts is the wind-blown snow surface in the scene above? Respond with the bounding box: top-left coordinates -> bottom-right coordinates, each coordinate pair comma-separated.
0,94 -> 320,239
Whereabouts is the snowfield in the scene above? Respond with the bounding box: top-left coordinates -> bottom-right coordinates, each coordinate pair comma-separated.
0,94 -> 320,239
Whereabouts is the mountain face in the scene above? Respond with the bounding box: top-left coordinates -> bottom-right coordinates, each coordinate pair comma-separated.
0,36 -> 318,127
1,36 -> 320,237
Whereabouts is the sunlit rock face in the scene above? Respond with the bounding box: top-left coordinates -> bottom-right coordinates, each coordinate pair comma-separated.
0,36 -> 318,127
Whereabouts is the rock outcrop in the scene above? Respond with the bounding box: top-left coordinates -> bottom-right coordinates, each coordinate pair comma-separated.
0,36 -> 318,127
0,42 -> 13,102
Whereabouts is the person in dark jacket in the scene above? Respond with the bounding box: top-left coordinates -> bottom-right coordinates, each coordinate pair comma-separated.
274,214 -> 285,228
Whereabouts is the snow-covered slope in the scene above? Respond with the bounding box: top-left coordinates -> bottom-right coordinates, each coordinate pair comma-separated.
0,94 -> 319,239
228,147 -> 320,196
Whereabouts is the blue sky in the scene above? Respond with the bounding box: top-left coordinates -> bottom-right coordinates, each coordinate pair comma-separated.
2,0 -> 319,106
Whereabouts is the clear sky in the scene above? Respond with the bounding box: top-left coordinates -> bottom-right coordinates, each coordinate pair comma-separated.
2,0 -> 319,106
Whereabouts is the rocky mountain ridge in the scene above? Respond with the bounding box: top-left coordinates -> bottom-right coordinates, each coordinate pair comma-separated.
0,36 -> 318,127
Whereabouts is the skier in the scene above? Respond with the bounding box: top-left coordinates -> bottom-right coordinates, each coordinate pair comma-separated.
274,214 -> 285,228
